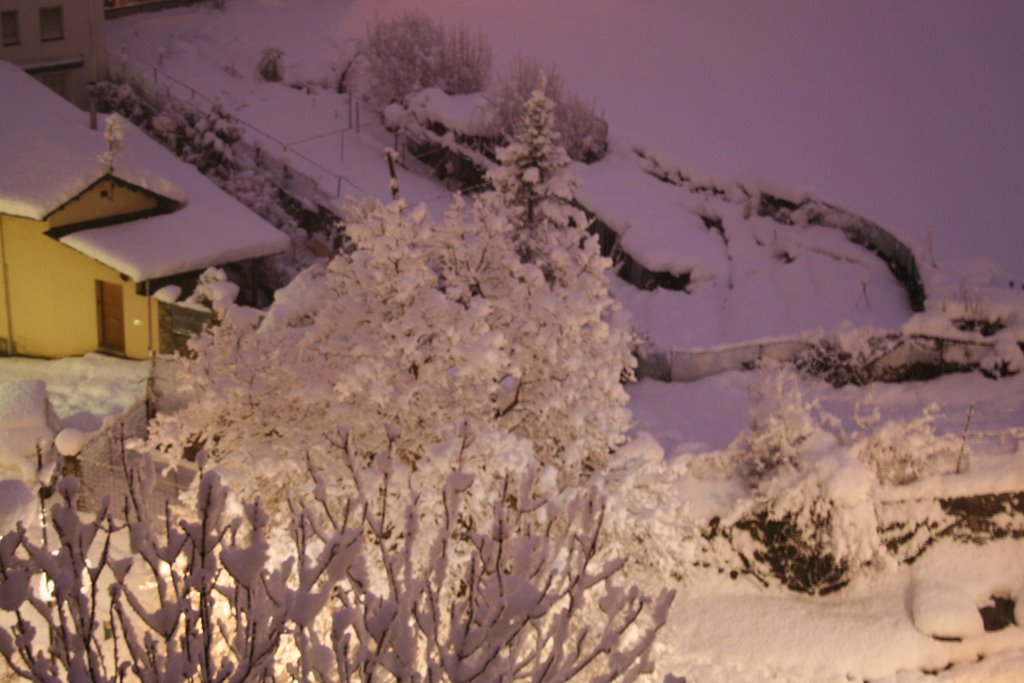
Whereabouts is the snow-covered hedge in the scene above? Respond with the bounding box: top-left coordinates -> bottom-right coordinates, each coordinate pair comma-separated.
359,12 -> 491,108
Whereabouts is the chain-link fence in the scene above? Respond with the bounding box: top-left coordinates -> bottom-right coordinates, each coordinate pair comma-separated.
70,400 -> 194,520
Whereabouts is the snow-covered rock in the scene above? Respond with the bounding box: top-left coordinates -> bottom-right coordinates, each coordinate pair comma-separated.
911,579 -> 985,640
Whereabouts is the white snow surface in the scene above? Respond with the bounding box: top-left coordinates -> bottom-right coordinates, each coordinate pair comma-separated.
0,479 -> 36,536
407,88 -> 494,137
67,3 -> 1024,681
0,354 -> 147,433
108,0 -> 1024,279
0,62 -> 289,282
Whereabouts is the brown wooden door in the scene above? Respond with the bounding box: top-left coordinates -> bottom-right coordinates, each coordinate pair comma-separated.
96,281 -> 125,354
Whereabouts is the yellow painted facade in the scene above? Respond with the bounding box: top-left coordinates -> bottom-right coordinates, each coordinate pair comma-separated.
0,179 -> 162,360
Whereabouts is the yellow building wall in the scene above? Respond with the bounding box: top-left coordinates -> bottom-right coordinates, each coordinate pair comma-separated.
0,194 -> 162,361
49,179 -> 161,229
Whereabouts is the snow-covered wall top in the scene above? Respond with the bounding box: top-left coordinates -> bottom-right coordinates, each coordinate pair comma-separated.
0,61 -> 289,282
406,88 -> 495,138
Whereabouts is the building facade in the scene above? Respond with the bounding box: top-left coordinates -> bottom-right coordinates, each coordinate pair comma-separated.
0,0 -> 106,108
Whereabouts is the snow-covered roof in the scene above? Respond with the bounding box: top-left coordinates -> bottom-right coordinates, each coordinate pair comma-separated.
0,61 -> 289,281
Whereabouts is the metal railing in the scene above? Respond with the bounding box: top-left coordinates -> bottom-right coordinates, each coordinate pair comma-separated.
110,46 -> 372,201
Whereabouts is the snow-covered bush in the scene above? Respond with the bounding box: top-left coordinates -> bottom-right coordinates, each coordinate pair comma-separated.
359,12 -> 491,108
851,401 -> 968,485
793,330 -> 912,387
488,59 -> 608,163
91,80 -> 150,128
148,95 -> 634,539
696,366 -> 888,593
165,101 -> 242,178
256,47 -> 284,82
0,456 -> 673,681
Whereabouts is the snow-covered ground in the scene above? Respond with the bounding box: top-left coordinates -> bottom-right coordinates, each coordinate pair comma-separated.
0,354 -> 146,433
0,1 -> 1015,681
107,0 -> 1024,281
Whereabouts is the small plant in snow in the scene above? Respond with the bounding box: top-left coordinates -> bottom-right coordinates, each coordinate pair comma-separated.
97,113 -> 127,173
256,47 -> 284,82
731,366 -> 819,484
851,399 -> 968,486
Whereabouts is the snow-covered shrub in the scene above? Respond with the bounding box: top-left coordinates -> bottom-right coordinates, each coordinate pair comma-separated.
731,366 -> 819,484
852,401 -> 968,485
147,97 -> 634,538
256,47 -> 284,82
91,80 -> 150,128
0,456 -> 673,681
359,12 -> 491,108
164,101 -> 242,178
729,452 -> 882,595
488,59 -> 608,163
702,366 -> 888,593
793,331 -> 907,387
979,331 -> 1024,378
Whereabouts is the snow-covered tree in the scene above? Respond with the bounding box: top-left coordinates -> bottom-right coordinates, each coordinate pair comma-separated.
150,182 -> 633,534
166,101 -> 242,178
486,85 -> 582,264
0,456 -> 673,681
488,60 -> 608,163
359,12 -> 491,108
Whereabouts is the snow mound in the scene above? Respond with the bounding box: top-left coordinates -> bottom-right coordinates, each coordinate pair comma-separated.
0,480 -> 36,536
55,428 -> 86,457
0,380 -> 50,431
911,580 -> 985,640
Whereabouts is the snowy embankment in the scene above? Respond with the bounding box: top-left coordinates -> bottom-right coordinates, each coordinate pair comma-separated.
98,3 -> 1024,682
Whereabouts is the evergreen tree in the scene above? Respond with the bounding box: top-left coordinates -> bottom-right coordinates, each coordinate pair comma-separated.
485,86 -> 583,264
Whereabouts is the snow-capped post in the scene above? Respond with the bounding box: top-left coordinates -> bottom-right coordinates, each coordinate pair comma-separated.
386,146 -> 401,200
87,80 -> 97,130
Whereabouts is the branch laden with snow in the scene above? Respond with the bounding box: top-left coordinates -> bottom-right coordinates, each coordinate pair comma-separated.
0,451 -> 673,682
148,105 -> 635,542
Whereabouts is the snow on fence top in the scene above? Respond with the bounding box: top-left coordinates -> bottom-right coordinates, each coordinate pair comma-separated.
0,61 -> 290,282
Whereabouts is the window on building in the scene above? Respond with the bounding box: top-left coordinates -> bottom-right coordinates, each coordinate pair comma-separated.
39,6 -> 64,42
1,11 -> 19,47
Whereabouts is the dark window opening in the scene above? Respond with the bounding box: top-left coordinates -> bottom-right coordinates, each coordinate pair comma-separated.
39,6 -> 64,42
1,11 -> 19,47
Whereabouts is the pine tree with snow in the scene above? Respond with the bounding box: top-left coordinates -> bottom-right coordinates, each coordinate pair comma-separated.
486,85 -> 583,265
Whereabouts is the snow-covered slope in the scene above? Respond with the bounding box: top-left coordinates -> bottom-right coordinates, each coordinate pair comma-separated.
108,0 -> 1024,279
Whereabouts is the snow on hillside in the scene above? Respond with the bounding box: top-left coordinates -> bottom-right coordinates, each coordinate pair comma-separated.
108,0 -> 1024,280
95,3 -> 1024,681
